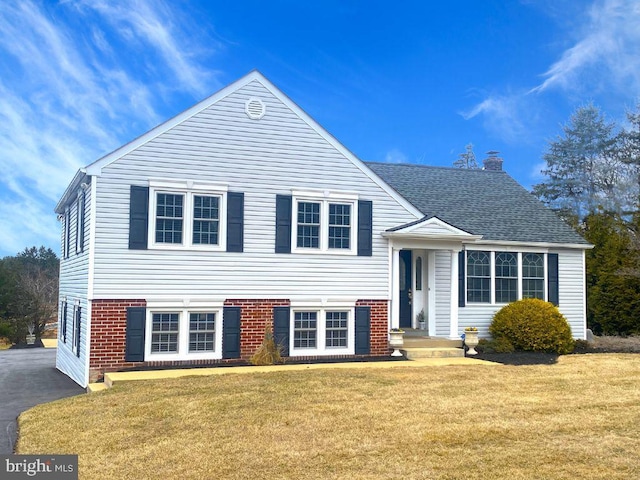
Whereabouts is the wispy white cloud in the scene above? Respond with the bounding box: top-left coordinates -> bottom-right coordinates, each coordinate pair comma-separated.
531,0 -> 640,95
460,93 -> 529,144
0,0 -> 224,256
384,148 -> 408,163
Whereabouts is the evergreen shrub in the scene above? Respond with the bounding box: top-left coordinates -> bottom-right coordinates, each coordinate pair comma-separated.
490,298 -> 575,354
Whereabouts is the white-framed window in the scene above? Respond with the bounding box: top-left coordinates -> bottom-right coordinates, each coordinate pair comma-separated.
148,180 -> 227,250
467,251 -> 491,303
495,252 -> 518,303
292,190 -> 358,254
145,305 -> 223,360
522,253 -> 545,299
465,250 -> 548,304
290,305 -> 354,355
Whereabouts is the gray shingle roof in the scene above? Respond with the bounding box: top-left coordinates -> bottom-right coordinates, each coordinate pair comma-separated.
366,162 -> 589,245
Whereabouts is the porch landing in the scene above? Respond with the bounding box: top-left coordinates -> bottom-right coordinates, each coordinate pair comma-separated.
401,329 -> 465,359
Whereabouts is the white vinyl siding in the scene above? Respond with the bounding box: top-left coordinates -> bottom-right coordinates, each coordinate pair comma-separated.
557,249 -> 587,340
91,80 -> 416,301
457,248 -> 587,340
434,251 -> 452,337
57,181 -> 92,387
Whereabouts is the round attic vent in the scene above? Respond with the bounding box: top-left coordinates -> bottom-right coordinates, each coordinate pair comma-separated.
245,97 -> 266,120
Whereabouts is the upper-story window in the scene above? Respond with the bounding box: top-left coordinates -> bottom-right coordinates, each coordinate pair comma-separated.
297,202 -> 321,248
149,180 -> 227,250
193,196 -> 220,245
292,191 -> 357,254
156,193 -> 184,244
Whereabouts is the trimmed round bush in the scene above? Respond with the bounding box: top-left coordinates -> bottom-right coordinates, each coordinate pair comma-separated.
489,298 -> 575,354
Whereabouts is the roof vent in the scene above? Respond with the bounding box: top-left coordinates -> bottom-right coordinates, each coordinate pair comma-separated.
245,97 -> 266,120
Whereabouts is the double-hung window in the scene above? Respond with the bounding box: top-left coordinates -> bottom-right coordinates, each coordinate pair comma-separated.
147,305 -> 222,360
189,312 -> 216,352
291,307 -> 354,355
292,191 -> 357,254
149,181 -> 227,250
192,196 -> 220,245
155,193 -> 184,244
297,202 -> 321,248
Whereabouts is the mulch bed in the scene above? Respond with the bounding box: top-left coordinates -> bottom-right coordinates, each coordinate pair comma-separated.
472,342 -> 639,365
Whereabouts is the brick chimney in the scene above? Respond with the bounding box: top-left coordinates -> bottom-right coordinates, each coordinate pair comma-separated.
483,151 -> 503,171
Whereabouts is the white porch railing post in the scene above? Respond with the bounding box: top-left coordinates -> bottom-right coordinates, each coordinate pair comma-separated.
391,247 -> 400,330
449,249 -> 460,339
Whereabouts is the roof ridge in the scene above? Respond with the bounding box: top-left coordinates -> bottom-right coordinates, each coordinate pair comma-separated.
364,161 -> 507,173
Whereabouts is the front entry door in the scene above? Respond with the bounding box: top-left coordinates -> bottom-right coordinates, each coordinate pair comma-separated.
399,250 -> 412,328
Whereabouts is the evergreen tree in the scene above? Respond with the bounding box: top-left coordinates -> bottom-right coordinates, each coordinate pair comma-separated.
453,143 -> 479,169
533,104 -> 619,220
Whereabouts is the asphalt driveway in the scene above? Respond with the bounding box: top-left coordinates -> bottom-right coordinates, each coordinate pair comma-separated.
0,348 -> 85,454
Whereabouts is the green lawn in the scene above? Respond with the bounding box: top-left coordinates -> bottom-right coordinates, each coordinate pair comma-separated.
17,354 -> 640,479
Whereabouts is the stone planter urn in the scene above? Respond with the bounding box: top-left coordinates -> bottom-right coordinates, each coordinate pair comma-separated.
389,330 -> 405,357
26,323 -> 36,345
464,328 -> 479,355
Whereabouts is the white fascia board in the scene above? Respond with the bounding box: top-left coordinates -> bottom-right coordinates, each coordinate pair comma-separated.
473,239 -> 594,250
391,216 -> 476,237
55,169 -> 88,214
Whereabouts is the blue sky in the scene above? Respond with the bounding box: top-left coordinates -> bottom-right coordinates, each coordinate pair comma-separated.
0,0 -> 639,257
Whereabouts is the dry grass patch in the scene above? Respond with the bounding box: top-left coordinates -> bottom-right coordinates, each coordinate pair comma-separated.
590,335 -> 640,352
17,354 -> 640,479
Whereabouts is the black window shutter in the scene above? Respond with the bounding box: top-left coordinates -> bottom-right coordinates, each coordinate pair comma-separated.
548,253 -> 559,306
78,191 -> 85,253
275,194 -> 292,253
458,250 -> 466,307
226,192 -> 244,252
222,307 -> 241,359
75,307 -> 82,357
129,186 -> 149,250
355,306 -> 371,355
64,209 -> 70,259
125,307 -> 146,362
357,200 -> 373,256
273,306 -> 290,356
61,301 -> 67,343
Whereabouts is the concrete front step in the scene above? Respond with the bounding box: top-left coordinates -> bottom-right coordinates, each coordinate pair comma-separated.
401,347 -> 465,359
403,336 -> 463,349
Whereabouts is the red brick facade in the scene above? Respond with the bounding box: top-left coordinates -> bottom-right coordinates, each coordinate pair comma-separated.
89,299 -> 147,382
223,299 -> 291,358
356,299 -> 390,355
88,298 -> 390,382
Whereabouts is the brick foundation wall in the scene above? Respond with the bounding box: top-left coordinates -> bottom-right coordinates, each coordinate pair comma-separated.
223,299 -> 291,358
88,297 -> 390,382
356,299 -> 390,355
89,299 -> 146,382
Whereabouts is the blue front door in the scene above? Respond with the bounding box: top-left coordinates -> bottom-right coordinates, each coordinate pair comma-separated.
399,250 -> 412,328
